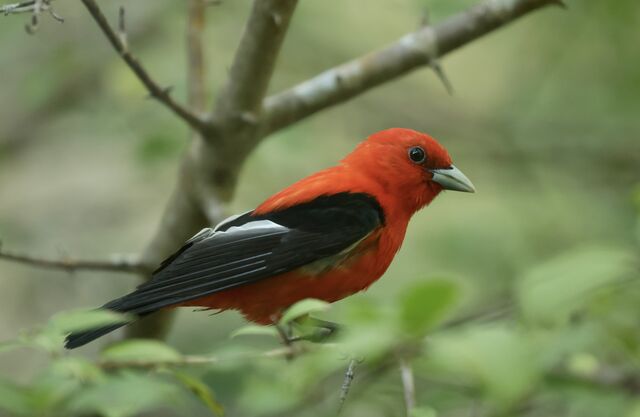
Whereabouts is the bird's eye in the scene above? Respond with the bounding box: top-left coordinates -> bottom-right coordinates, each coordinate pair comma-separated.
408,146 -> 426,164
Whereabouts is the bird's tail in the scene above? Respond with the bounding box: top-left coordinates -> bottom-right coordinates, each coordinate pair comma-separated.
64,321 -> 129,349
64,297 -> 151,349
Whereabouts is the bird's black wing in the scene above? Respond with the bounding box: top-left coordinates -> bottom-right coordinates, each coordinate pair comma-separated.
105,192 -> 385,315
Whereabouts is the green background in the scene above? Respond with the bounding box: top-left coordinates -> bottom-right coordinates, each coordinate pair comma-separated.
0,1 -> 638,416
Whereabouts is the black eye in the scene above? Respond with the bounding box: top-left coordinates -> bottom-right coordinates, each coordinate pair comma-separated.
408,146 -> 426,164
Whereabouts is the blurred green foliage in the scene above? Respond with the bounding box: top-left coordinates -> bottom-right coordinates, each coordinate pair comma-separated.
0,0 -> 639,416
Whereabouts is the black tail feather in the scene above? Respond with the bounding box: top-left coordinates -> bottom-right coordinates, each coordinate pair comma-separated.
65,322 -> 128,349
64,292 -> 162,349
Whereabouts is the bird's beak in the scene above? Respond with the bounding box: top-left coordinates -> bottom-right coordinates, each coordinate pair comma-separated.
429,165 -> 476,193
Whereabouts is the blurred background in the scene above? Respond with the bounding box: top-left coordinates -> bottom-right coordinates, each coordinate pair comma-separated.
0,0 -> 638,416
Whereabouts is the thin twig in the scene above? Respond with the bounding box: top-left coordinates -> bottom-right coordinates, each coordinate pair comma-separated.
117,6 -> 127,52
80,0 -> 212,134
1,0 -> 37,14
0,243 -> 148,274
547,367 -> 640,396
429,61 -> 454,95
1,0 -> 63,30
443,301 -> 513,329
420,8 -> 454,95
99,345 -> 310,370
24,0 -> 41,33
338,358 -> 358,414
399,358 -> 416,416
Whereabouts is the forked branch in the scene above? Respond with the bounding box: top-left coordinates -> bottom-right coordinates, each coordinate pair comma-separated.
80,0 -> 212,133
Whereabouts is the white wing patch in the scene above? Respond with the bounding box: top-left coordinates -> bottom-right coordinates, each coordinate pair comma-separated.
212,210 -> 253,232
189,218 -> 288,244
223,219 -> 288,234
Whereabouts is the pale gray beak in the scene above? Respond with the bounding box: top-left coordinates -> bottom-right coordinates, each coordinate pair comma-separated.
429,165 -> 475,193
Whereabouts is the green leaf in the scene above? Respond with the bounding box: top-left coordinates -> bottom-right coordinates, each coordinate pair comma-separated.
280,299 -> 331,324
336,298 -> 398,358
399,280 -> 460,336
0,310 -> 131,354
338,323 -> 398,359
48,357 -> 104,383
517,246 -> 634,325
28,327 -> 66,354
172,371 -> 224,416
101,339 -> 182,363
29,376 -> 82,415
230,325 -> 278,339
49,309 -> 130,334
422,325 -> 541,409
68,372 -> 184,417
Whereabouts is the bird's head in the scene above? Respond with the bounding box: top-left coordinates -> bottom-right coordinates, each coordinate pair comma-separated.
342,128 -> 475,214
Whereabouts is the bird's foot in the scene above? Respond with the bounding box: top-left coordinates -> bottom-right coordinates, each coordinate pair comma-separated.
275,322 -> 296,346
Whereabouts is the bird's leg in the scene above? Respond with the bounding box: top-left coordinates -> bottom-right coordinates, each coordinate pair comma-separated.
274,321 -> 301,360
275,321 -> 295,345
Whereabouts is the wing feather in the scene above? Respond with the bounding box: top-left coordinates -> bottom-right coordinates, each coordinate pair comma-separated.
105,193 -> 384,314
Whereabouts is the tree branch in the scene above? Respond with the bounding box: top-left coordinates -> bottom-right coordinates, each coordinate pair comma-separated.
262,0 -> 559,134
0,244 -> 148,274
124,0 -> 299,341
186,0 -> 208,114
212,0 -> 298,131
547,368 -> 640,396
80,0 -> 212,134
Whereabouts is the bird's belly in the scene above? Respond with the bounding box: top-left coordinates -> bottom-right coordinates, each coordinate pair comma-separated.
182,247 -> 392,324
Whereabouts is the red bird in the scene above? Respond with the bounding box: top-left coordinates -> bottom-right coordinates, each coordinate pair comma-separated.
66,128 -> 474,348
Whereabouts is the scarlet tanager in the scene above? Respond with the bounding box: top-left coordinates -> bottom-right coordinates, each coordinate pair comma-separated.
66,128 -> 474,349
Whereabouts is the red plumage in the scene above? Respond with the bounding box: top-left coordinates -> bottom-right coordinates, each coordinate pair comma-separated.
182,128 -> 463,323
